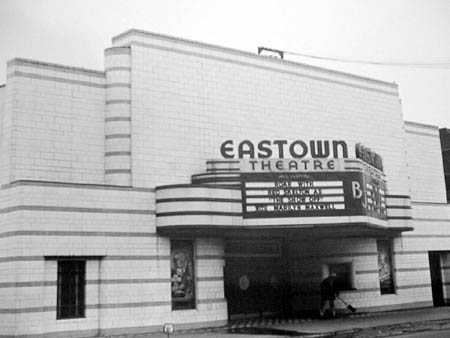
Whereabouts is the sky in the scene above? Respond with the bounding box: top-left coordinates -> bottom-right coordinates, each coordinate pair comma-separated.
0,0 -> 449,127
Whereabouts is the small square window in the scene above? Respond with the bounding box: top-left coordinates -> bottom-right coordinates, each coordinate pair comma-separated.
327,263 -> 354,290
57,260 -> 85,319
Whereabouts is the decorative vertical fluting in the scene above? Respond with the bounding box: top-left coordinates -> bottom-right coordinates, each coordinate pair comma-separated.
104,47 -> 132,186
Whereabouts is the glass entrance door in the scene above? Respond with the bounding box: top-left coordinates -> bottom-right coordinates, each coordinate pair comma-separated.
224,256 -> 290,319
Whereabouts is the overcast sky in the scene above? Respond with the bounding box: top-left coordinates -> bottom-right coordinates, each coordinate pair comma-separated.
1,0 -> 449,127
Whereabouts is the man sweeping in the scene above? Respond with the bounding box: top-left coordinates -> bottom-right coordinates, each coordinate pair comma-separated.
319,272 -> 341,318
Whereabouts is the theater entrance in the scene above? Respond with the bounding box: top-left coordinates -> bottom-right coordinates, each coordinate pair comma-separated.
224,239 -> 291,319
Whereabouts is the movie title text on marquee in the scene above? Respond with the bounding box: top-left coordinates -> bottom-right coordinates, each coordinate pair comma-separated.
241,172 -> 386,219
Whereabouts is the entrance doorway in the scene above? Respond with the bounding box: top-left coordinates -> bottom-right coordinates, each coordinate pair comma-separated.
224,240 -> 290,319
429,251 -> 445,306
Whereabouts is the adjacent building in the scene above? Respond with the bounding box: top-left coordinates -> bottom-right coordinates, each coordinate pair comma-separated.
440,128 -> 450,202
0,29 -> 449,337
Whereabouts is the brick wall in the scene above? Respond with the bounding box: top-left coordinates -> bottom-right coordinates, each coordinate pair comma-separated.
0,85 -> 6,185
0,181 -> 227,336
405,121 -> 447,203
4,59 -> 106,185
0,83 -> 12,185
112,30 -> 409,197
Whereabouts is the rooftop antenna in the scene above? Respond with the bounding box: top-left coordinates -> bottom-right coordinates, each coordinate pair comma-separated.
258,47 -> 284,59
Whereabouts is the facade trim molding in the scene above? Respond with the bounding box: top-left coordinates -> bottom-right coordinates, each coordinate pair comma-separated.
0,301 -> 172,314
405,129 -> 440,138
105,133 -> 131,139
105,66 -> 131,72
7,58 -> 104,76
394,250 -> 427,255
156,197 -> 241,204
1,180 -> 154,192
197,276 -> 224,282
7,71 -> 105,88
105,151 -> 132,157
386,195 -> 411,199
0,205 -> 154,215
405,120 -> 440,130
197,298 -> 227,304
0,230 -> 156,239
156,184 -> 240,190
412,201 -> 449,206
105,99 -> 131,105
106,83 -> 131,88
403,234 -> 450,238
105,46 -> 131,55
106,116 -> 132,122
156,211 -> 241,217
386,205 -> 412,210
396,283 -> 431,289
0,278 -> 170,288
0,255 -> 171,264
105,169 -> 132,174
394,267 -> 429,272
413,218 -> 450,223
197,255 -> 225,260
104,255 -> 171,261
355,269 -> 378,275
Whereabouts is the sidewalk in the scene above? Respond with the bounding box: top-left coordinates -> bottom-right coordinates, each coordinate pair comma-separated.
270,307 -> 450,336
108,307 -> 450,338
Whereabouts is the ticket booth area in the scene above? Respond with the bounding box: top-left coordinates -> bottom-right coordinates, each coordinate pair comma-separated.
156,152 -> 413,320
224,239 -> 290,319
223,233 -> 402,319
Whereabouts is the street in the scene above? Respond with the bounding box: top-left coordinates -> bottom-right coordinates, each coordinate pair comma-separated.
393,328 -> 450,338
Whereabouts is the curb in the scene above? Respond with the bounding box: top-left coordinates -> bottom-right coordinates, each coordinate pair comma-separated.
306,318 -> 450,338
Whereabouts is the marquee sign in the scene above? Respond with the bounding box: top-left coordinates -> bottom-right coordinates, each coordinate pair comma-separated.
220,140 -> 384,172
241,169 -> 386,219
218,139 -> 387,220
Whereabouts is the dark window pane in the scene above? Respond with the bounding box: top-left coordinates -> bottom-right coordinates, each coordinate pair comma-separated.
57,260 -> 85,319
328,263 -> 353,290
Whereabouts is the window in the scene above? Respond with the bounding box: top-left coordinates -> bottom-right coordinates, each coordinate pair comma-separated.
327,263 -> 354,290
57,260 -> 85,319
377,240 -> 395,294
171,240 -> 195,310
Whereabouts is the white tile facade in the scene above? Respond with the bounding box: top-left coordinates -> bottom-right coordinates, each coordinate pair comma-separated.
0,29 -> 448,337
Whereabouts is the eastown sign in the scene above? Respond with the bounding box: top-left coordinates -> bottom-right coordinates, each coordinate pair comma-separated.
220,140 -> 349,159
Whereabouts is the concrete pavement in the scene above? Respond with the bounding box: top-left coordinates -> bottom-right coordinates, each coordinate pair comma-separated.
270,307 -> 450,335
107,307 -> 450,337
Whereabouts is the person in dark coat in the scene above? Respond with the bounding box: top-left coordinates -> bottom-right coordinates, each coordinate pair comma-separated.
319,272 -> 341,318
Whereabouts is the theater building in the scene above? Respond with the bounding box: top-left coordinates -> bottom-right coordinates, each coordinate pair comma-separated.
0,29 -> 449,337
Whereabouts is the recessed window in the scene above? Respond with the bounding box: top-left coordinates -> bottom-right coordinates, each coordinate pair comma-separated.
171,240 -> 196,310
327,263 -> 354,290
377,240 -> 395,294
57,260 -> 85,319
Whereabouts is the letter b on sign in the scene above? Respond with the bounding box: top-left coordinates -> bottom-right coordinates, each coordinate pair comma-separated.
352,181 -> 363,199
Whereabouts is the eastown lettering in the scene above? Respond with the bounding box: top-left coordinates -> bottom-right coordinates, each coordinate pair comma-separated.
220,139 -> 348,159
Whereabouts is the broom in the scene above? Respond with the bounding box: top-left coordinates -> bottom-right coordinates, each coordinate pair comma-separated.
336,296 -> 356,313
